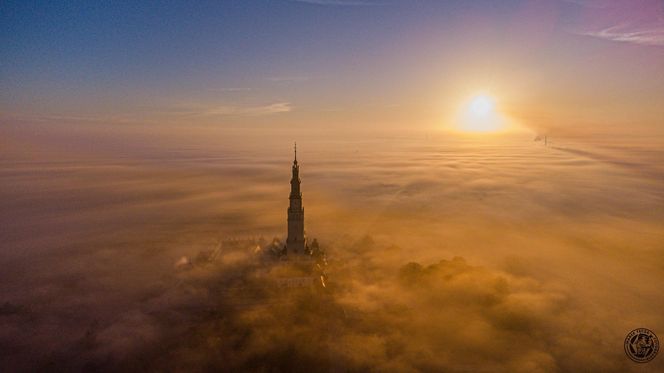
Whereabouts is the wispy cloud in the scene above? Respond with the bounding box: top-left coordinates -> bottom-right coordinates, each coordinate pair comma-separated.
208,87 -> 253,93
290,0 -> 378,6
567,0 -> 664,46
267,75 -> 310,83
1,113 -> 151,125
165,102 -> 293,118
198,102 -> 292,117
2,102 -> 293,125
579,22 -> 664,46
563,0 -> 612,9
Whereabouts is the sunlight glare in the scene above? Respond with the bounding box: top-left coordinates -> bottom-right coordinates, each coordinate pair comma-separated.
457,93 -> 504,133
469,95 -> 494,117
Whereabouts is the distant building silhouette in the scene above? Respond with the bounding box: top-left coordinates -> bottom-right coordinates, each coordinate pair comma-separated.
251,144 -> 328,289
286,142 -> 307,255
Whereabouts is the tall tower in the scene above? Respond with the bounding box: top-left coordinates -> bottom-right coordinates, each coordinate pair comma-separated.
286,142 -> 306,254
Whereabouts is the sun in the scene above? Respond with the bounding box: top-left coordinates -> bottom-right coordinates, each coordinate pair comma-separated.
468,95 -> 494,116
457,93 -> 504,133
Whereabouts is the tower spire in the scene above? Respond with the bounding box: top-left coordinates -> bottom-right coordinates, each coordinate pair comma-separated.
287,142 -> 305,254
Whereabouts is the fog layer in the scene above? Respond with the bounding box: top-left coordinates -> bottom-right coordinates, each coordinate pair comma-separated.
1,129 -> 663,372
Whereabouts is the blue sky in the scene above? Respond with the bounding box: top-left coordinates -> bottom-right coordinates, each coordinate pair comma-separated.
1,0 -> 663,135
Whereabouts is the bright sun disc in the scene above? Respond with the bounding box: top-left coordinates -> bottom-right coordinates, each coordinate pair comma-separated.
458,93 -> 503,133
468,95 -> 494,117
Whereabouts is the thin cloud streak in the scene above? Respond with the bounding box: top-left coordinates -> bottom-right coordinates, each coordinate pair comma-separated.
290,0 -> 379,6
0,113 -> 154,125
267,75 -> 310,83
2,102 -> 293,125
208,87 -> 253,93
578,22 -> 664,46
568,0 -> 664,46
199,102 -> 293,117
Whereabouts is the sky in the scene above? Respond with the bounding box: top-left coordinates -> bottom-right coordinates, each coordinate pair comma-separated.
2,0 -> 663,138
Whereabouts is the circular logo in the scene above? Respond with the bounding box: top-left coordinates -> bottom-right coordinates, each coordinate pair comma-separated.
624,328 -> 659,363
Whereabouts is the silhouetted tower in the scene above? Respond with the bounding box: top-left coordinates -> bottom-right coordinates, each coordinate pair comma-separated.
286,142 -> 306,254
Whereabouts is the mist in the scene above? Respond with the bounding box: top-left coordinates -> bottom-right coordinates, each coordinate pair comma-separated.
1,125 -> 663,372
